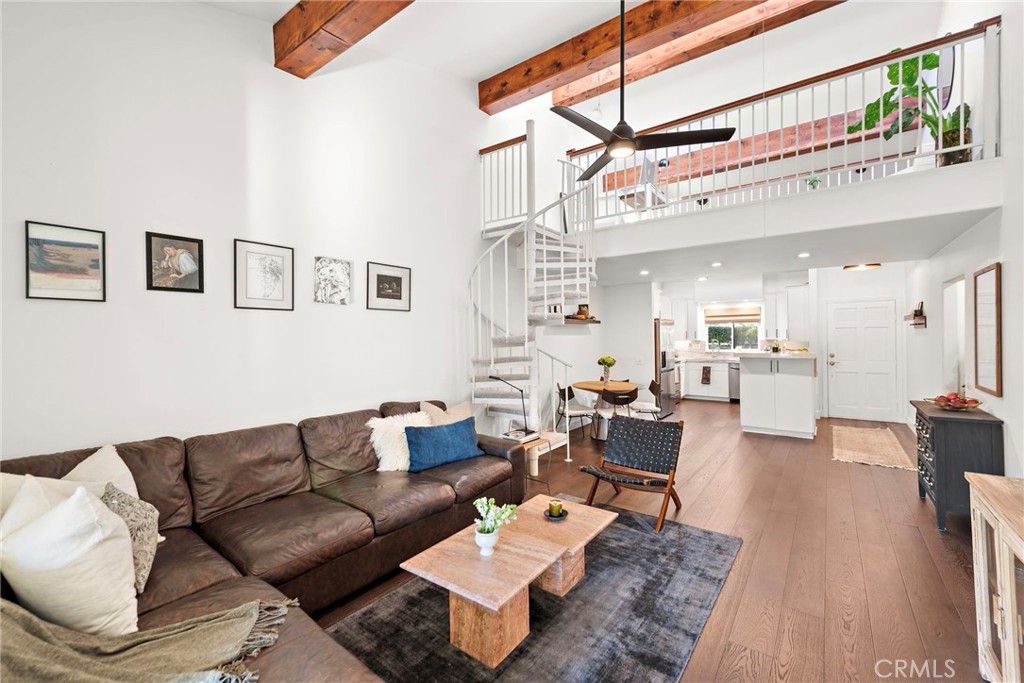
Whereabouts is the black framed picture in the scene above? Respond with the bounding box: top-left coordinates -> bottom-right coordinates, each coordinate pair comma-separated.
146,232 -> 204,293
26,221 -> 106,302
234,239 -> 294,311
367,262 -> 411,312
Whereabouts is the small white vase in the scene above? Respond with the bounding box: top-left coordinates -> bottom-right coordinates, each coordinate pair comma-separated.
475,529 -> 498,556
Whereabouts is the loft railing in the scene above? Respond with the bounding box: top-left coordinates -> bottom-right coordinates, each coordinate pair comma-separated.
479,122 -> 534,235
565,17 -> 1001,226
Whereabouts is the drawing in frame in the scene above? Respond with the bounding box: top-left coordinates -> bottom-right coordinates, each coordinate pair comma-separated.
26,221 -> 106,302
313,256 -> 353,305
146,231 -> 204,293
234,239 -> 294,311
366,262 -> 411,312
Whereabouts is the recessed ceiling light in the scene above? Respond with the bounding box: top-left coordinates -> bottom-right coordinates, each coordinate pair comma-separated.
797,252 -> 811,258
711,262 -> 723,268
843,263 -> 882,271
697,275 -> 709,281
639,270 -> 649,276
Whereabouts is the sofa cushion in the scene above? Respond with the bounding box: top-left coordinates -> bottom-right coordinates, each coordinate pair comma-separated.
419,456 -> 514,503
378,400 -> 446,418
137,528 -> 241,615
405,417 -> 485,473
298,409 -> 381,488
186,424 -> 310,524
198,493 -> 373,584
315,471 -> 456,536
0,437 -> 192,530
138,576 -> 381,683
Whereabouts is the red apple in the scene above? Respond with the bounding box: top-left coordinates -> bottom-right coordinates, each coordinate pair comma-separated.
966,399 -> 980,406
946,392 -> 959,400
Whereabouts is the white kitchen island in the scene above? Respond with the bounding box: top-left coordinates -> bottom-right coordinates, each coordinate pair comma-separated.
738,353 -> 817,439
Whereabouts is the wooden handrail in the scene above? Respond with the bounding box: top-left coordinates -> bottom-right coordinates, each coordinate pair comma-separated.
568,16 -> 1001,158
479,135 -> 527,156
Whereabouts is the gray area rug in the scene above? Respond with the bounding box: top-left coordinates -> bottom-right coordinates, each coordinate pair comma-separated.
327,506 -> 741,682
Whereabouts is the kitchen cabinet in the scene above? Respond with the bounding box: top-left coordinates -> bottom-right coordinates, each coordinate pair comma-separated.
683,361 -> 729,401
966,474 -> 1024,683
763,294 -> 789,339
739,355 -> 816,438
658,296 -> 672,321
786,285 -> 810,342
671,299 -> 700,339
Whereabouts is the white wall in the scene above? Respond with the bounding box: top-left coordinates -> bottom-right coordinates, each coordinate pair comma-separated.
598,283 -> 656,386
1,2 -> 485,457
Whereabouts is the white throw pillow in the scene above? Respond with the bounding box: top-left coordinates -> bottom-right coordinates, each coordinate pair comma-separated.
367,411 -> 431,471
420,401 -> 474,426
1,444 -> 138,514
0,483 -> 138,636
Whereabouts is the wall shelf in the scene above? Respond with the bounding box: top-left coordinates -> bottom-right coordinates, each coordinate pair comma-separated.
564,318 -> 601,325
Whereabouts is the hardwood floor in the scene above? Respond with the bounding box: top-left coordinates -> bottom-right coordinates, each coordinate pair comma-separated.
536,400 -> 980,683
322,399 -> 981,682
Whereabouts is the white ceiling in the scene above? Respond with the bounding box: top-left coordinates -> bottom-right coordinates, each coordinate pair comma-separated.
595,208 -> 996,287
203,1 -> 633,81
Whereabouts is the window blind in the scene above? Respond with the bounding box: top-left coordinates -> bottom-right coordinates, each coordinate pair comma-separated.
704,306 -> 761,324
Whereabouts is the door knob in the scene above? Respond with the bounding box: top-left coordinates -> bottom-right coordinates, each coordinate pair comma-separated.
828,353 -> 835,358
828,360 -> 836,366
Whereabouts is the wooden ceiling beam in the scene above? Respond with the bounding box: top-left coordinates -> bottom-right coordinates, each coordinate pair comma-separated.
553,0 -> 844,108
274,0 -> 413,79
477,0 -> 766,116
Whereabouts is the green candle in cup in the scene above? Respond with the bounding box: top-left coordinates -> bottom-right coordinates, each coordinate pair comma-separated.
549,499 -> 563,517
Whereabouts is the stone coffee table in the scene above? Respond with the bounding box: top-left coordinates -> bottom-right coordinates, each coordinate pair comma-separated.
400,495 -> 617,667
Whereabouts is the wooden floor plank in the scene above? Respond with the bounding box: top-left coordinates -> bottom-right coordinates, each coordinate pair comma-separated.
715,640 -> 776,683
824,580 -> 878,683
773,607 -> 824,683
826,484 -> 866,590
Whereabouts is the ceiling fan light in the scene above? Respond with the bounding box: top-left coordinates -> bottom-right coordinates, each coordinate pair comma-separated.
608,139 -> 635,158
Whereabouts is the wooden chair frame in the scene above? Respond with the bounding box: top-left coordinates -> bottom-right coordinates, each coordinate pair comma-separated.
584,419 -> 684,533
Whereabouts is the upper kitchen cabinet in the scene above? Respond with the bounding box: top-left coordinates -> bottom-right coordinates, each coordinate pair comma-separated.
763,294 -> 788,339
670,298 -> 700,340
786,285 -> 811,342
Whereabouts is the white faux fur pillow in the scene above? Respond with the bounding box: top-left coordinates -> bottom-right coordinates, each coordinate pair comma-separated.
367,412 -> 432,471
420,401 -> 473,426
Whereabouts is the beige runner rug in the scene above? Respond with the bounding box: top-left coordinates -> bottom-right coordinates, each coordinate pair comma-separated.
831,425 -> 914,470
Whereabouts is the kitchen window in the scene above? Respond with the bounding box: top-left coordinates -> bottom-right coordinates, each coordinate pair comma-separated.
707,323 -> 760,350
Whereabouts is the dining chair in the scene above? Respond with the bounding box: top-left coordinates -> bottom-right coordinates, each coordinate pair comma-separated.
595,387 -> 638,421
631,380 -> 663,420
580,416 -> 685,532
555,384 -> 593,435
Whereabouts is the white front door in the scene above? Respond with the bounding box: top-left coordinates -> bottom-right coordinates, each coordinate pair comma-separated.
826,300 -> 898,421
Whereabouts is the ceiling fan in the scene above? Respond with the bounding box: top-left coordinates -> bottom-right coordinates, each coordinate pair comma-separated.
552,0 -> 736,182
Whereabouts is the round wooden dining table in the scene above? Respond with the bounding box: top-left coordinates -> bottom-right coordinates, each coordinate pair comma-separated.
571,380 -> 640,441
571,380 -> 639,395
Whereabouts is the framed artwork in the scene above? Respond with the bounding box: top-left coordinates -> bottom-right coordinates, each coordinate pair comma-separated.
367,262 -> 411,312
313,256 -> 353,305
26,221 -> 106,301
234,239 -> 294,311
146,232 -> 204,293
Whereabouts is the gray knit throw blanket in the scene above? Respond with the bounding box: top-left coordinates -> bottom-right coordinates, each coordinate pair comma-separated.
0,597 -> 298,683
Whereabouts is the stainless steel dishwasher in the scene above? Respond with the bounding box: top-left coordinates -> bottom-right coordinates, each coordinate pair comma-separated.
728,362 -> 740,402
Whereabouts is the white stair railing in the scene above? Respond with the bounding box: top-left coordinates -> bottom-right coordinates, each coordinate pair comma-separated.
480,122 -> 534,237
563,18 -> 1001,228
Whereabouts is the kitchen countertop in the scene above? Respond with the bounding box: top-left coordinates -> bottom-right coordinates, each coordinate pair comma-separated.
675,357 -> 738,364
734,352 -> 816,359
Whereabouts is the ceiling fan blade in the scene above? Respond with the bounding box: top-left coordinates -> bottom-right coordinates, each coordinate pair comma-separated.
551,106 -> 615,145
635,128 -> 737,150
577,152 -> 614,182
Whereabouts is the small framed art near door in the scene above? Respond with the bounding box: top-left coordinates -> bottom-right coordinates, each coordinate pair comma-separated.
146,232 -> 204,293
367,262 -> 410,312
26,221 -> 106,301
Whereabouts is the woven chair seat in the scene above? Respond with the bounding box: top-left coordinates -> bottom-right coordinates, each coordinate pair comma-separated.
579,465 -> 670,488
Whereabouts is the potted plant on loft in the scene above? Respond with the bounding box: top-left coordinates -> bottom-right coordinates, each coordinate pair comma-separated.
473,497 -> 518,557
846,50 -> 972,167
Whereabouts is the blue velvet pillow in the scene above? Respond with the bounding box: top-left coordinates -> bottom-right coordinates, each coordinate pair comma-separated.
405,417 -> 485,473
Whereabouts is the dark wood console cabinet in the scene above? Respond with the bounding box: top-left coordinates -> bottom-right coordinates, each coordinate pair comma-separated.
912,400 -> 1004,531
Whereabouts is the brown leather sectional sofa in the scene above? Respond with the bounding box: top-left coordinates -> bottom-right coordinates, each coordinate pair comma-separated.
0,400 -> 526,681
